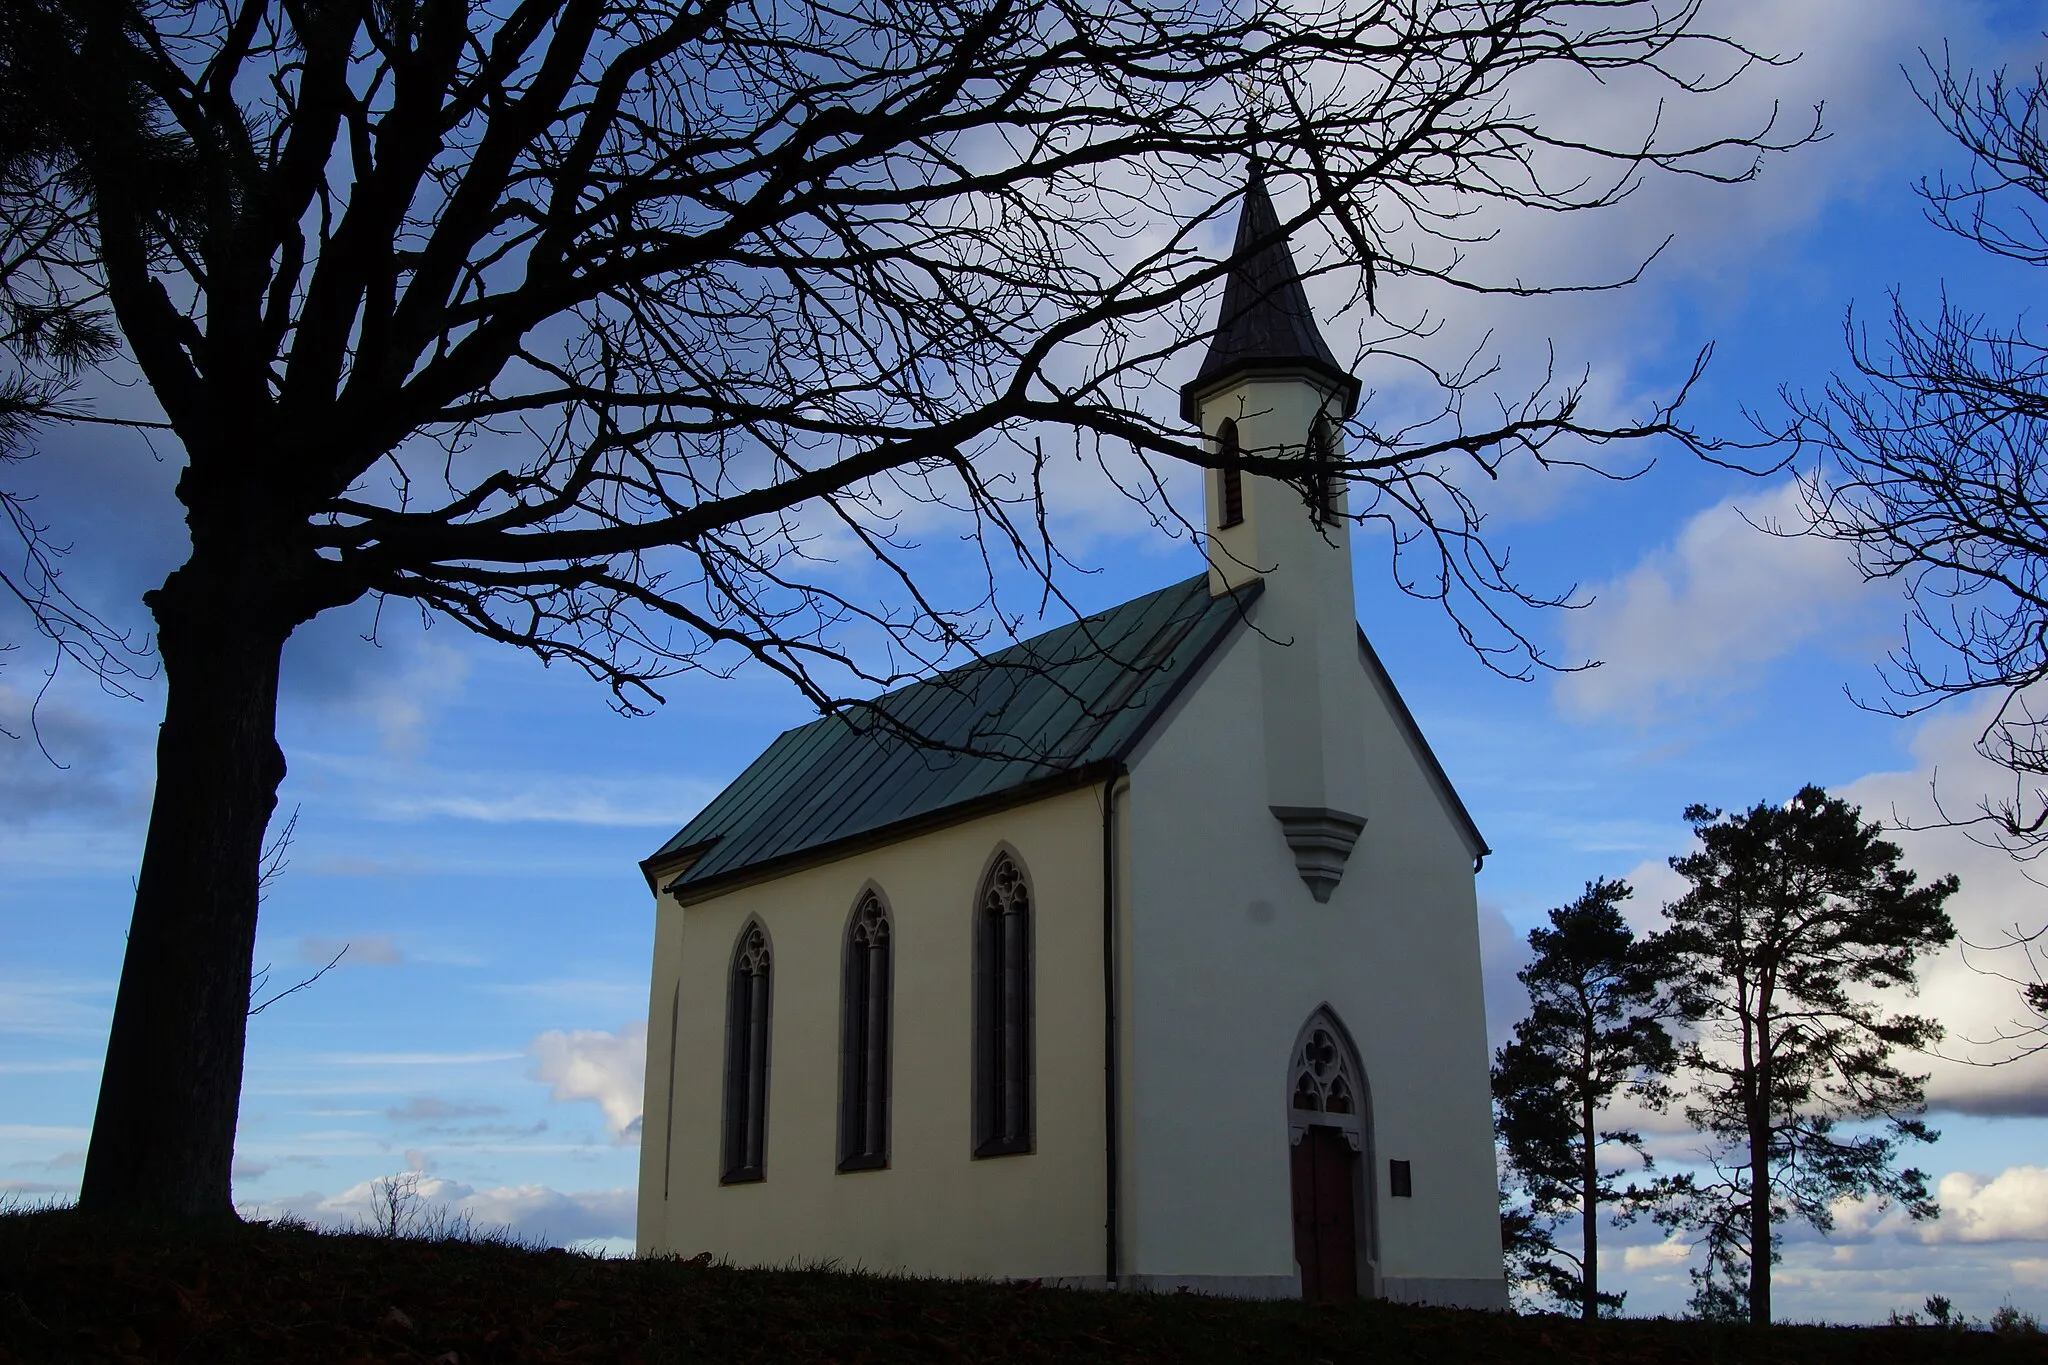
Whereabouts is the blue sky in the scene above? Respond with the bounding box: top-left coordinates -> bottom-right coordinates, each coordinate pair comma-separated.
6,0 -> 2048,1324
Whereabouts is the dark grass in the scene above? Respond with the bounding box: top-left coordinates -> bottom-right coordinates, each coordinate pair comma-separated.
3,1209 -> 2045,1364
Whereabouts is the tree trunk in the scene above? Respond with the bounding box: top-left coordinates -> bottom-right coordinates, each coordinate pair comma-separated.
1748,1028 -> 1773,1325
1581,1091 -> 1598,1322
78,575 -> 290,1224
1747,1117 -> 1771,1325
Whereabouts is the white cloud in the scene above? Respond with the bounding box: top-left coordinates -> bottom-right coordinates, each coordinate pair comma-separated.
386,1097 -> 505,1124
490,979 -> 649,1014
1837,700 -> 2048,1115
1536,703 -> 2048,1119
316,1049 -> 524,1067
0,978 -> 113,1039
1923,1168 -> 2048,1245
529,1023 -> 646,1142
366,639 -> 472,759
1477,897 -> 1535,1048
1556,481 -> 1893,720
1613,856 -> 1691,935
293,934 -> 403,966
0,1057 -> 98,1075
1622,1237 -> 1693,1272
1821,1191 -> 1901,1243
1589,1191 -> 2048,1320
461,1184 -> 635,1246
0,1181 -> 74,1199
293,749 -> 716,829
260,1171 -> 634,1246
0,1125 -> 89,1142
1283,0 -> 1975,532
889,0 -> 1982,575
373,776 -> 713,827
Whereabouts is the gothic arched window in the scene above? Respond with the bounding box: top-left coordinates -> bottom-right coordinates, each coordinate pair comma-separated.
973,851 -> 1033,1156
721,919 -> 773,1183
839,890 -> 893,1171
1217,419 -> 1245,529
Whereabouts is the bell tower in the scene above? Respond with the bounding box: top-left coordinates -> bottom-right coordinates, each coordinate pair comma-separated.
1180,167 -> 1370,901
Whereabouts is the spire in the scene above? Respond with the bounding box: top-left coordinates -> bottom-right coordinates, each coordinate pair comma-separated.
1179,166 -> 1361,423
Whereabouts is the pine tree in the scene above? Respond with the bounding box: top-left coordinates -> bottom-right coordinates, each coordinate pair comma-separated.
1493,878 -> 1676,1320
1648,787 -> 1957,1325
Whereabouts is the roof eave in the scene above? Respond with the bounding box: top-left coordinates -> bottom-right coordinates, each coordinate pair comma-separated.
1354,625 -> 1490,862
664,759 -> 1122,904
641,837 -> 718,895
1178,359 -> 1363,425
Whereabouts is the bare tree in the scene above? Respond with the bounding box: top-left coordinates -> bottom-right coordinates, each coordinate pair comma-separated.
1794,48 -> 2048,1060
1,0 -> 1808,1222
1956,921 -> 2048,1060
247,945 -> 346,1018
243,806 -> 354,1018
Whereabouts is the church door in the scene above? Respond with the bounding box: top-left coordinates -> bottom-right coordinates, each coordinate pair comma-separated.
1291,1125 -> 1359,1302
1287,1008 -> 1375,1301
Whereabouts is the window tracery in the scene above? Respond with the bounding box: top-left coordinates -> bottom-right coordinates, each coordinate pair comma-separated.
721,920 -> 772,1182
974,851 -> 1033,1156
1292,1023 -> 1356,1113
1288,1010 -> 1366,1151
839,890 -> 892,1171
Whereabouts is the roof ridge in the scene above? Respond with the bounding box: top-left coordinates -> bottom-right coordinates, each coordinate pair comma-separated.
646,574 -> 1248,888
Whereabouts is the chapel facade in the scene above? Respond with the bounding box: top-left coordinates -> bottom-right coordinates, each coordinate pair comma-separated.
634,169 -> 1507,1308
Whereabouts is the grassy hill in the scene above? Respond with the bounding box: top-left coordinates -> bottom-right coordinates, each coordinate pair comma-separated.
2,1209 -> 2044,1363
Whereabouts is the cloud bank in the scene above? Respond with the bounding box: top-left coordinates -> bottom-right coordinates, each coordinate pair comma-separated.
1557,482 -> 1893,721
261,1171 -> 634,1248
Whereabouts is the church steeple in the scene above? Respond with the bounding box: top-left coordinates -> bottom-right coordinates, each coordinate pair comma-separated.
1182,165 -> 1371,897
1179,167 -> 1362,424
1182,165 -> 1363,596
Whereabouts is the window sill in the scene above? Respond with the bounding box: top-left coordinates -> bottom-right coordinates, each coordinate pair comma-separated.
972,1137 -> 1034,1159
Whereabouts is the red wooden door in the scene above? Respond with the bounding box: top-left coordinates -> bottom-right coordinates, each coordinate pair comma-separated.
1290,1126 -> 1359,1302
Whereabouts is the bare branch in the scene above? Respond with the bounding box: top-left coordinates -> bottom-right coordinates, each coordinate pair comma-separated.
248,943 -> 346,1018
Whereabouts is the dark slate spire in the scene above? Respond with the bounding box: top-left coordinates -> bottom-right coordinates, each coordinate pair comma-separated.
1179,167 -> 1361,423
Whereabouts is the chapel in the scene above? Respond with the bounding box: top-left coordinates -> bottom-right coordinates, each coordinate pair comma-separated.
634,169 -> 1507,1308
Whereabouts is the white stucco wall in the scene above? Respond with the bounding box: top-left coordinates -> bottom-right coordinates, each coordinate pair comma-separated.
636,786 -> 1111,1279
1118,615 -> 1505,1306
1201,377 -> 1370,825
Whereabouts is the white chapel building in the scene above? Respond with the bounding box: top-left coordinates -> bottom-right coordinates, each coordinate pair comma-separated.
635,171 -> 1507,1308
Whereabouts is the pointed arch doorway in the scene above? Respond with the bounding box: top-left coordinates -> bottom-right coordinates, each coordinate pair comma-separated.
1287,1008 -> 1378,1302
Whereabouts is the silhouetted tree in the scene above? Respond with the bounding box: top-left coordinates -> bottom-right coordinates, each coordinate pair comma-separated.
1493,877 -> 1675,1320
1497,1188 -> 1560,1312
1648,787 -> 1957,1325
0,0 -> 1810,1222
0,0 -> 157,695
1794,50 -> 2048,1058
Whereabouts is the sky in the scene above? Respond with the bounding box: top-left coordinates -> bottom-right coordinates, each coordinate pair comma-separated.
5,0 -> 2048,1326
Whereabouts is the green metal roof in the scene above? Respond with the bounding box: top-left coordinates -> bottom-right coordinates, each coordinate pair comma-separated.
648,573 -> 1255,896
